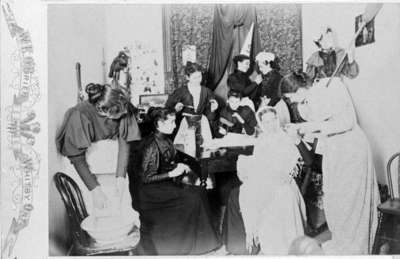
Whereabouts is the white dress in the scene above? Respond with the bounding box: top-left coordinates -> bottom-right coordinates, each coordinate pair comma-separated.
238,131 -> 307,255
305,78 -> 379,254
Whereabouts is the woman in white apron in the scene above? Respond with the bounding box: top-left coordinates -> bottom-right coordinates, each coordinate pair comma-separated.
295,77 -> 379,254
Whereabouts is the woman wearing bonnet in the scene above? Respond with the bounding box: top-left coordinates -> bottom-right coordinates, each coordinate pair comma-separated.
293,77 -> 379,254
306,26 -> 359,82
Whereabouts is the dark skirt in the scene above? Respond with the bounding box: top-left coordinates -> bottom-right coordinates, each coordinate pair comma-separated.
137,181 -> 221,255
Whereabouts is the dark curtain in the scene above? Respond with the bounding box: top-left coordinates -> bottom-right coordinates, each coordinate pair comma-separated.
206,4 -> 261,96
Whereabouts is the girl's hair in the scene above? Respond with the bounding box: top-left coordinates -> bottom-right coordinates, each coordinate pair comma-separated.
280,70 -> 312,94
85,83 -> 134,117
227,89 -> 242,99
184,61 -> 204,76
256,106 -> 277,122
232,54 -> 250,67
146,107 -> 175,130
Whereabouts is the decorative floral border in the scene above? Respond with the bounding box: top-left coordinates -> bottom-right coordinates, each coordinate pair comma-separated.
1,2 -> 41,258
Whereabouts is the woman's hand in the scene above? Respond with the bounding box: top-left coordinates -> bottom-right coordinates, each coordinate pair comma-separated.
254,74 -> 263,84
168,163 -> 190,177
297,122 -> 320,135
175,102 -> 184,112
232,112 -> 245,124
91,186 -> 108,210
218,127 -> 227,136
285,124 -> 302,145
210,99 -> 218,112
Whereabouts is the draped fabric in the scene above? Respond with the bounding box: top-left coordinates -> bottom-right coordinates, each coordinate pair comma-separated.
207,4 -> 261,98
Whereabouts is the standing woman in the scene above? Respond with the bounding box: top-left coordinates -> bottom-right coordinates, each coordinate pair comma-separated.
56,83 -> 141,210
254,52 -> 282,108
295,78 -> 379,254
165,62 -> 219,136
227,54 -> 262,106
137,107 -> 220,255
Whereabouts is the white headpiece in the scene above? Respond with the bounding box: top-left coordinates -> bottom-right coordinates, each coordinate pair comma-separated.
255,52 -> 275,64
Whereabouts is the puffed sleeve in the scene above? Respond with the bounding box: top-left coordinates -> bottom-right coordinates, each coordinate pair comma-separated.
119,113 -> 141,142
56,108 -> 93,157
305,51 -> 324,81
141,141 -> 170,183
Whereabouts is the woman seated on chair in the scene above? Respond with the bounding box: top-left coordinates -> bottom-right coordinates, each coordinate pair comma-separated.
222,107 -> 313,255
56,83 -> 141,210
165,61 -> 219,138
215,89 -> 257,138
136,107 -> 220,255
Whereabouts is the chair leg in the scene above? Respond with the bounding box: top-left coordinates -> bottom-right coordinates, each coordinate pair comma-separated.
372,212 -> 383,254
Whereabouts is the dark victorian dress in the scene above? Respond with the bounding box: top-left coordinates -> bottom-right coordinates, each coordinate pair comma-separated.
258,69 -> 283,108
165,85 -> 218,138
137,132 -> 220,255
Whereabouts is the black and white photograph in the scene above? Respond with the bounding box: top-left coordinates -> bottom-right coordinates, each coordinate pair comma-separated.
1,1 -> 400,259
355,13 -> 375,47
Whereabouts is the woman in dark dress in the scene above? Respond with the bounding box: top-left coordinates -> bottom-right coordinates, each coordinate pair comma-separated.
216,90 -> 257,137
165,62 -> 219,138
137,108 -> 221,255
56,83 -> 141,210
254,52 -> 283,109
227,54 -> 262,106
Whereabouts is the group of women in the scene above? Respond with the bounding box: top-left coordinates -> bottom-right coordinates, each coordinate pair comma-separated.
56,26 -> 380,255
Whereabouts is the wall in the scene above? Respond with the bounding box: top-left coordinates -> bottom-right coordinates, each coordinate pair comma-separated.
48,4 -> 159,255
302,4 -> 400,190
104,5 -> 165,105
48,4 -> 105,255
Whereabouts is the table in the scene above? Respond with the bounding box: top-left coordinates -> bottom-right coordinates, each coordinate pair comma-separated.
177,145 -> 254,188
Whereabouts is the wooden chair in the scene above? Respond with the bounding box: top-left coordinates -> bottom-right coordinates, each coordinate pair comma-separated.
372,152 -> 400,254
54,172 -> 139,256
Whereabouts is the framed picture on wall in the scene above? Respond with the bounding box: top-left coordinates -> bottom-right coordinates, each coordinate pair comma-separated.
139,93 -> 169,107
355,14 -> 375,47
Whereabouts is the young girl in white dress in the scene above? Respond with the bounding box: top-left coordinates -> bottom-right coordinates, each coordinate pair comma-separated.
237,106 -> 307,255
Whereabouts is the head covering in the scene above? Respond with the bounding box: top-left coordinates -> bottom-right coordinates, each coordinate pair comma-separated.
255,52 -> 275,64
313,25 -> 338,49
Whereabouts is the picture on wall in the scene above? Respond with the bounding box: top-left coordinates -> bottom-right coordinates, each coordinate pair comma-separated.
355,14 -> 375,47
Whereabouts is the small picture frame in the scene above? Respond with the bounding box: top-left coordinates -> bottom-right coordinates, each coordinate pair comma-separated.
182,45 -> 196,65
355,14 -> 375,47
139,93 -> 169,107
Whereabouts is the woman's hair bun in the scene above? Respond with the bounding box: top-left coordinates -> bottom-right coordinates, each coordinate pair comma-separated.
85,83 -> 106,104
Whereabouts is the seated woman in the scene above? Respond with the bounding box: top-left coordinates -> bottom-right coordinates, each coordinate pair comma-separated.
56,83 -> 141,210
238,107 -> 307,255
215,90 -> 257,138
165,61 -> 219,139
137,107 -> 221,255
222,107 -> 312,255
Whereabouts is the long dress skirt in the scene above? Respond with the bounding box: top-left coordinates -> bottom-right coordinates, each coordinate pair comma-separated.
321,126 -> 379,254
138,181 -> 221,255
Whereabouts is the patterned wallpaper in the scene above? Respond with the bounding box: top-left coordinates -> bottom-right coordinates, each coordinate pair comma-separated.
164,4 -> 302,93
